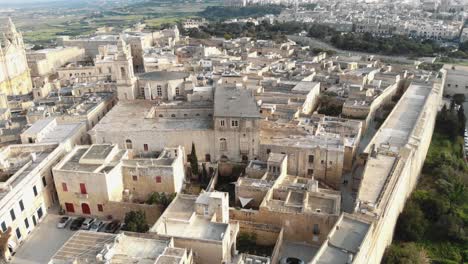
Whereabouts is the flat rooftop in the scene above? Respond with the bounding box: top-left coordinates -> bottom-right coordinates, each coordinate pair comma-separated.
57,145 -> 124,173
0,144 -> 57,200
358,81 -> 432,205
153,195 -> 228,241
369,82 -> 432,151
280,241 -> 319,263
163,215 -> 227,241
138,71 -> 189,81
214,86 -> 261,118
92,101 -> 213,134
81,144 -> 114,161
50,231 -> 184,264
358,155 -> 397,205
261,134 -> 344,151
312,214 -> 371,264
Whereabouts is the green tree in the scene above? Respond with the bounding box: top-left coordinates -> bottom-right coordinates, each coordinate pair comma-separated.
382,243 -> 426,264
190,142 -> 199,176
147,192 -> 176,210
122,211 -> 149,233
395,201 -> 428,241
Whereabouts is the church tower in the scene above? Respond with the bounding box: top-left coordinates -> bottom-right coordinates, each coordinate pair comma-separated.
0,18 -> 32,95
115,36 -> 137,100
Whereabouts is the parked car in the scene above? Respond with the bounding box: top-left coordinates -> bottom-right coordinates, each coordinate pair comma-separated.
80,218 -> 96,230
98,221 -> 110,232
70,217 -> 85,231
57,216 -> 72,229
104,220 -> 121,233
89,220 -> 104,232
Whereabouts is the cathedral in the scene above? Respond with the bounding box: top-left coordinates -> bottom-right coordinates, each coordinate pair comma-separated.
0,18 -> 32,96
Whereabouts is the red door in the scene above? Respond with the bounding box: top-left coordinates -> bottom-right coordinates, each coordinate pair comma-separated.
65,203 -> 74,213
81,203 -> 91,214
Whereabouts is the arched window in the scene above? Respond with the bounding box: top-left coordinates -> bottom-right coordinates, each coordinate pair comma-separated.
120,67 -> 126,78
219,138 -> 227,151
125,139 -> 133,149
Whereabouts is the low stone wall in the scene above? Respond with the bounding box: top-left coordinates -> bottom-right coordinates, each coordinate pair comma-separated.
230,208 -> 338,246
236,220 -> 281,246
105,201 -> 163,225
271,228 -> 284,264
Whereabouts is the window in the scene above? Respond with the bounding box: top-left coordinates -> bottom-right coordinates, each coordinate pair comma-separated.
10,209 -> 16,221
231,120 -> 239,127
19,200 -> 24,211
24,218 -> 29,229
42,176 -> 47,187
144,144 -> 149,152
125,139 -> 133,149
62,183 -> 68,192
65,203 -> 74,213
175,87 -> 180,96
308,155 -> 314,163
1,222 -> 6,232
313,224 -> 320,235
37,207 -> 43,219
81,203 -> 91,215
205,154 -> 211,162
80,183 -> 87,194
33,185 -> 38,197
15,228 -> 21,240
97,204 -> 103,212
220,138 -> 227,151
308,169 -> 314,175
155,176 -> 162,183
157,85 -> 162,96
120,67 -> 126,78
132,175 -> 138,181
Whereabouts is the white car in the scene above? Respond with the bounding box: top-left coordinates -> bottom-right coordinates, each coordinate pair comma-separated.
80,218 -> 96,230
89,220 -> 104,232
57,216 -> 72,229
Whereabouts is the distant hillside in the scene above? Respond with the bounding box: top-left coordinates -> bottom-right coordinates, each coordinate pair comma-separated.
199,5 -> 283,21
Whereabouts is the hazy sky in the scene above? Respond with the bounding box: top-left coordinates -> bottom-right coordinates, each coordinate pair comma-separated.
0,0 -> 68,3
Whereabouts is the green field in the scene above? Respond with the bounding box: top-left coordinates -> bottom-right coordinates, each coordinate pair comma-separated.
4,0 -> 222,45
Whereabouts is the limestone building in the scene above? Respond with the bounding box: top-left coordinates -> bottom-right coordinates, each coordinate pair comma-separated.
442,64 -> 468,96
26,46 -> 85,78
91,74 -> 262,163
0,143 -> 66,260
150,191 -> 237,264
52,144 -> 186,217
